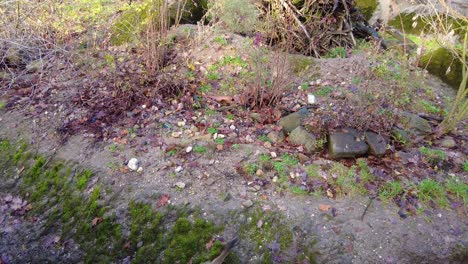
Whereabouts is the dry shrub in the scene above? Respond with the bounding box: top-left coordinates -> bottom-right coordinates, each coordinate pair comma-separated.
258,0 -> 358,56
239,47 -> 292,109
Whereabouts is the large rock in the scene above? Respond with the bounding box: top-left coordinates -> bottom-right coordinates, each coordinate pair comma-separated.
400,112 -> 432,136
365,132 -> 387,156
278,108 -> 309,133
288,126 -> 316,153
391,128 -> 411,146
267,130 -> 285,143
329,129 -> 369,159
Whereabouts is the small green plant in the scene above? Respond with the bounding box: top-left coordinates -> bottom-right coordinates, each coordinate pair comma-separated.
0,100 -> 6,110
305,164 -> 320,178
205,109 -> 217,116
463,162 -> 468,172
207,127 -> 218,135
199,84 -> 212,93
445,176 -> 468,204
194,146 -> 207,154
232,144 -> 240,150
356,159 -> 375,183
352,76 -> 361,85
259,154 -> 271,163
76,170 -> 93,191
214,35 -> 228,46
166,149 -> 177,157
314,86 -> 333,97
419,147 -> 448,164
208,0 -> 259,34
214,138 -> 225,145
226,113 -> 235,120
379,180 -> 403,202
323,47 -> 346,58
291,186 -> 308,195
258,135 -> 270,142
330,163 -> 366,196
420,100 -> 442,115
206,71 -> 220,80
418,179 -> 448,207
244,163 -> 258,175
314,138 -> 327,150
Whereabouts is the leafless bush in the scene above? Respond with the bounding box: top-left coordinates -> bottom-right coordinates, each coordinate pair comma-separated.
239,47 -> 293,109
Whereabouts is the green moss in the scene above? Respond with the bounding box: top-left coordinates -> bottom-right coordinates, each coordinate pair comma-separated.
292,56 -> 315,73
419,147 -> 448,164
355,0 -> 378,20
419,47 -> 466,90
239,207 -> 293,252
388,13 -> 428,35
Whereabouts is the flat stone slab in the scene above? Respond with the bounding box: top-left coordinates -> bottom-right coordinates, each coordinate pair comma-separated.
278,108 -> 309,133
288,126 -> 316,153
401,112 -> 432,136
329,129 -> 368,159
365,132 -> 387,157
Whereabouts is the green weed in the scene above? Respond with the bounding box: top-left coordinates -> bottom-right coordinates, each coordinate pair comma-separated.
199,84 -> 212,93
323,47 -> 346,58
379,180 -> 403,202
314,86 -> 333,97
244,163 -> 258,175
445,176 -> 468,204
420,100 -> 442,115
214,35 -> 228,46
207,127 -> 218,135
258,135 -> 271,142
419,147 -> 448,164
0,100 -> 6,110
194,146 -> 207,154
418,179 -> 448,207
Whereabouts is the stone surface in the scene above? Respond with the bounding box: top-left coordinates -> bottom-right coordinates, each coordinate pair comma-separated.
392,127 -> 410,145
242,200 -> 253,208
278,108 -> 309,133
267,131 -> 285,143
400,112 -> 432,136
438,136 -> 456,148
328,129 -> 369,159
288,126 -> 316,153
364,132 -> 387,156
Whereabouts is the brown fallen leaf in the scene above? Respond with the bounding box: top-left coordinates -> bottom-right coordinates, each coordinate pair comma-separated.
205,238 -> 214,251
319,204 -> 331,212
92,217 -> 103,227
25,204 -> 33,211
157,194 -> 170,208
208,95 -> 234,105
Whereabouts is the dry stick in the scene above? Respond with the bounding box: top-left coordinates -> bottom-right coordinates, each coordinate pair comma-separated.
278,0 -> 319,57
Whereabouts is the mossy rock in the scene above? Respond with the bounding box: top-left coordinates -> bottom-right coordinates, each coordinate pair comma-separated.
110,0 -> 207,46
355,0 -> 378,20
419,47 -> 466,90
388,13 -> 429,35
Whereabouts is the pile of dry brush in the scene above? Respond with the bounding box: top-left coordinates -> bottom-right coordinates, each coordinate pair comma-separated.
257,0 -> 376,56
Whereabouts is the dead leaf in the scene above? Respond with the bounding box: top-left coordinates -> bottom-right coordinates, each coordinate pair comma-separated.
319,204 -> 331,212
209,95 -> 234,105
25,204 -> 33,211
157,194 -> 170,208
205,238 -> 214,251
92,217 -> 103,227
124,241 -> 131,250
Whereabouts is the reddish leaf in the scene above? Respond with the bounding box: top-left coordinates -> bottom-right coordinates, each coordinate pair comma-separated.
92,217 -> 103,227
157,194 -> 170,208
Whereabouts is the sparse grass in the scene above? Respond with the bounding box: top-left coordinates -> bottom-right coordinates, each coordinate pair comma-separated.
418,179 -> 448,208
419,147 -> 448,164
199,84 -> 213,93
226,113 -> 235,120
244,163 -> 258,175
379,180 -> 404,203
330,163 -> 366,196
258,135 -> 270,142
305,164 -> 320,179
314,86 -> 333,97
214,35 -> 228,46
206,71 -> 220,80
166,149 -> 177,157
420,100 -> 442,115
445,176 -> 468,204
464,162 -> 468,172
194,145 -> 207,154
323,47 -> 346,58
214,138 -> 225,145
291,186 -> 308,195
0,100 -> 6,110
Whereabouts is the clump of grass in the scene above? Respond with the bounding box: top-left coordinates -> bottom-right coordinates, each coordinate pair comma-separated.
417,179 -> 448,207
305,164 -> 320,179
379,180 -> 404,202
445,176 -> 468,204
194,145 -> 207,154
244,163 -> 258,175
419,147 -> 448,164
214,35 -> 228,46
314,86 -> 333,97
420,100 -> 442,115
330,163 -> 366,196
323,46 -> 346,58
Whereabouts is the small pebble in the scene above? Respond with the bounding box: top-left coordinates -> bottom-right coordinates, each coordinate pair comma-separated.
175,166 -> 183,173
270,152 -> 277,158
186,146 -> 193,153
175,182 -> 186,189
242,200 -> 253,208
127,158 -> 139,171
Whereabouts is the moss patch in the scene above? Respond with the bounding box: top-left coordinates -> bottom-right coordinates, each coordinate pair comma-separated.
355,0 -> 378,20
419,47 -> 465,90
